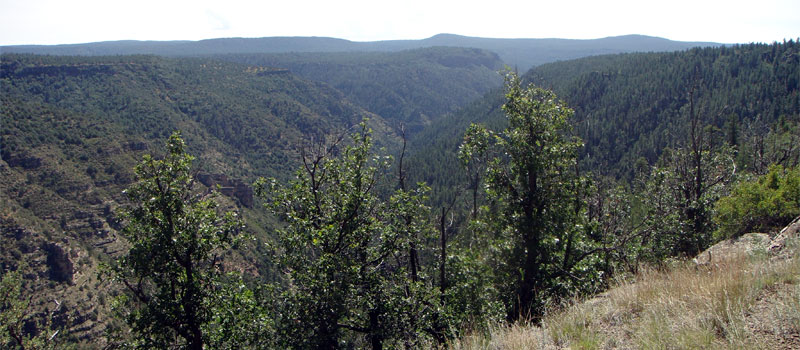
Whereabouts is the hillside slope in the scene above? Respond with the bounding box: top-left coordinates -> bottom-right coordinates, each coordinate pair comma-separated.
0,53 -> 395,344
527,41 -> 799,179
406,41 -> 799,205
447,217 -> 800,349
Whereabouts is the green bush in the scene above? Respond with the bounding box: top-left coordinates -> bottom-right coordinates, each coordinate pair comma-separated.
714,165 -> 800,239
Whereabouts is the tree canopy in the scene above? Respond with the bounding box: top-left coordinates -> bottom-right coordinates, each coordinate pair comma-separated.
109,132 -> 247,349
460,72 -> 599,320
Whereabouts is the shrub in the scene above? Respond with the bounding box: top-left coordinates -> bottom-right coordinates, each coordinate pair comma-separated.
714,165 -> 800,239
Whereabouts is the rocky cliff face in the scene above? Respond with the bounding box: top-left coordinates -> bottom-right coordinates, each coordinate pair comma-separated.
197,173 -> 254,208
1,215 -> 112,345
43,242 -> 73,284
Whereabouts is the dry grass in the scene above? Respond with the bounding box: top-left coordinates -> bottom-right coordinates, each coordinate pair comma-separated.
443,233 -> 800,349
447,322 -> 556,350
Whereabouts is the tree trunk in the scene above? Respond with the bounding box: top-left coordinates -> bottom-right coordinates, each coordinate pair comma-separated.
183,264 -> 204,350
515,167 -> 541,321
369,309 -> 383,350
439,206 -> 447,296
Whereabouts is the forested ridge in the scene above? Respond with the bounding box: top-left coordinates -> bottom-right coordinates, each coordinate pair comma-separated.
1,54 -> 391,179
532,41 -> 800,179
1,40 -> 799,349
408,40 -> 799,203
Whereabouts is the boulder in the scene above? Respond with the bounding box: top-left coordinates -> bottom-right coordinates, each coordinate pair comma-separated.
694,232 -> 770,265
768,215 -> 800,254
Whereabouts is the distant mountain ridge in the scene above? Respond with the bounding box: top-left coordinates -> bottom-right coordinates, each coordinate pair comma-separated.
1,34 -> 722,70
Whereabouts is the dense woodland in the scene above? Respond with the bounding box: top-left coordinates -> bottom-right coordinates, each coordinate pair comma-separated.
214,47 -> 504,133
1,39 -> 799,349
408,41 -> 800,202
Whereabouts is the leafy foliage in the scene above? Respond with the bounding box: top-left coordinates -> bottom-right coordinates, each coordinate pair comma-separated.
1,53 -> 395,343
635,145 -> 735,259
458,123 -> 495,218
109,133 -> 251,349
461,72 -> 599,320
1,267 -> 71,350
638,83 -> 737,257
409,40 -> 799,200
3,39 -> 799,349
742,114 -> 800,175
715,165 -> 800,239
256,124 -> 439,348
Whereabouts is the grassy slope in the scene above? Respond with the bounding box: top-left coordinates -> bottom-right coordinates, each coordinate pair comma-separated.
447,222 -> 800,349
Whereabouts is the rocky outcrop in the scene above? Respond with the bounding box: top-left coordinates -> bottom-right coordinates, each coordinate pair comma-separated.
43,242 -> 73,284
694,215 -> 800,266
769,215 -> 800,258
233,182 -> 254,208
196,173 -> 254,208
693,232 -> 771,266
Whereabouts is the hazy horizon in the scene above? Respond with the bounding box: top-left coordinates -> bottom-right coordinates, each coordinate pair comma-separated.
1,32 -> 732,47
1,0 -> 798,46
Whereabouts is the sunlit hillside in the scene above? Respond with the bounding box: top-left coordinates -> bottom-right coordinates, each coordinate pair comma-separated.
446,219 -> 800,349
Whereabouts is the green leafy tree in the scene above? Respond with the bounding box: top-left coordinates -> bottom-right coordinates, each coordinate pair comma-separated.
461,72 -> 599,320
256,124 -> 438,349
744,114 -> 800,175
584,178 -> 645,277
458,123 -> 494,219
637,148 -> 733,259
638,86 -> 736,258
109,132 -> 247,350
714,165 -> 800,239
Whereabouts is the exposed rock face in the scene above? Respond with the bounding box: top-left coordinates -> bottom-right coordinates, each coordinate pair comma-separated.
769,215 -> 800,255
43,242 -> 73,284
694,215 -> 800,266
694,232 -> 771,265
233,182 -> 254,208
196,173 -> 254,208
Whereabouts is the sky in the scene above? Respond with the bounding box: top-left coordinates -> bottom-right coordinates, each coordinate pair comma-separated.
1,0 -> 798,46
